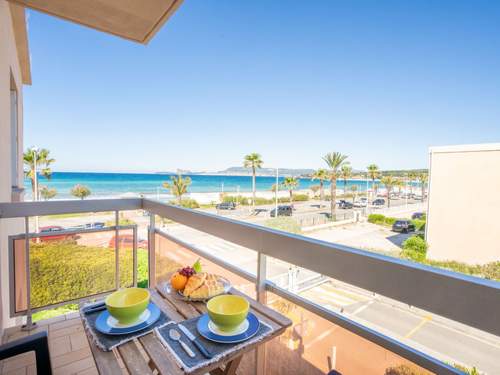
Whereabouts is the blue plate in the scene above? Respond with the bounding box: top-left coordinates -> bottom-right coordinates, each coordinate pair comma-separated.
95,302 -> 160,335
197,312 -> 260,343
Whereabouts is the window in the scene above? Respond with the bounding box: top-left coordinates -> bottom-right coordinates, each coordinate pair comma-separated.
10,74 -> 19,187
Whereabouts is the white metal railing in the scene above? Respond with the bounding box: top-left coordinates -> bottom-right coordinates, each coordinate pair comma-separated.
2,198 -> 498,374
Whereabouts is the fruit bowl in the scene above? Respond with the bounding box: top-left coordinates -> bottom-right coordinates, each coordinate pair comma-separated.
105,288 -> 150,325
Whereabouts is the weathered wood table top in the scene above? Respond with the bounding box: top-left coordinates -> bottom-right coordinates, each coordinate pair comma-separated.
81,286 -> 292,375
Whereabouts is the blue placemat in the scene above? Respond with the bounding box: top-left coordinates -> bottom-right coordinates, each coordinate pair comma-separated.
80,300 -> 171,351
155,314 -> 273,374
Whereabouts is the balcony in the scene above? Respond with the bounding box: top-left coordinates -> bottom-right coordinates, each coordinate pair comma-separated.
0,198 -> 499,375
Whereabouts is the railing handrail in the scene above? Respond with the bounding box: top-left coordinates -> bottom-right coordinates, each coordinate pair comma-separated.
1,199 -> 499,333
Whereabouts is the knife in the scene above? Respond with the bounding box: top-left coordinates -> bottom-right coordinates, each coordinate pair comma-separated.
84,302 -> 106,315
178,324 -> 213,358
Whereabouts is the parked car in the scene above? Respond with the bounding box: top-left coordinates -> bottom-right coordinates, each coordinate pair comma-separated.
39,226 -> 77,242
353,198 -> 368,207
270,205 -> 293,217
108,234 -> 148,249
85,222 -> 105,229
372,198 -> 385,206
392,220 -> 416,233
338,200 -> 353,209
411,212 -> 425,220
216,202 -> 236,210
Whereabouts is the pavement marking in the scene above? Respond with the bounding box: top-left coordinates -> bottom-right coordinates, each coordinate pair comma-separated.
404,315 -> 432,339
304,327 -> 338,350
351,300 -> 374,316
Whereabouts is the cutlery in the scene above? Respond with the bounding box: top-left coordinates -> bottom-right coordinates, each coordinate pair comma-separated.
84,302 -> 106,314
178,324 -> 213,358
169,329 -> 195,358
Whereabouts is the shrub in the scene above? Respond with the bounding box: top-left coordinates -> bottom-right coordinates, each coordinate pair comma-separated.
105,218 -> 136,227
292,194 -> 309,201
180,198 -> 200,209
401,236 -> 428,262
263,217 -> 301,234
412,219 -> 426,231
368,214 -> 386,224
384,216 -> 397,226
385,364 -> 427,375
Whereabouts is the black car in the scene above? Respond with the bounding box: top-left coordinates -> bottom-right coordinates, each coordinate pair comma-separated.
270,205 -> 293,217
392,220 -> 416,233
338,200 -> 353,209
372,198 -> 385,206
411,212 -> 425,220
216,202 -> 236,210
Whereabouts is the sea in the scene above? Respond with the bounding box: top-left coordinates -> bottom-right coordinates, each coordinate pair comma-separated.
23,172 -> 393,200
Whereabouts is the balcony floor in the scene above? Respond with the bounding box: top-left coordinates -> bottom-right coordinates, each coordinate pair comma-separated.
0,313 -> 99,375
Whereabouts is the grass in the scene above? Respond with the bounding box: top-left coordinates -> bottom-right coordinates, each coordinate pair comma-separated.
29,242 -> 149,322
41,211 -> 113,219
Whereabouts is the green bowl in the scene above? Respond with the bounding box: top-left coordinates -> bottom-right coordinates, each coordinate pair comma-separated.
206,295 -> 249,332
105,288 -> 150,325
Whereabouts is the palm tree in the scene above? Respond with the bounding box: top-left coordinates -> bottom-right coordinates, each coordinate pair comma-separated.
70,184 -> 91,200
23,147 -> 55,200
380,176 -> 396,208
407,171 -> 417,196
243,153 -> 263,210
323,152 -> 349,219
163,174 -> 192,205
417,173 -> 428,200
340,164 -> 352,196
281,177 -> 299,205
367,164 -> 380,198
311,169 -> 328,207
39,185 -> 57,200
350,185 -> 358,202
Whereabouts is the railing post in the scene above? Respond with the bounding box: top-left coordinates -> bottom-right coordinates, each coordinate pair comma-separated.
21,217 -> 35,331
148,213 -> 156,288
255,251 -> 267,375
133,225 -> 138,287
114,211 -> 120,290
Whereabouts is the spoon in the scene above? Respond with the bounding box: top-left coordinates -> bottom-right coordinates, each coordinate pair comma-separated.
169,328 -> 195,358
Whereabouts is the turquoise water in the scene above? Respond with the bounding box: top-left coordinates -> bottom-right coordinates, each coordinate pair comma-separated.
23,172 -> 386,200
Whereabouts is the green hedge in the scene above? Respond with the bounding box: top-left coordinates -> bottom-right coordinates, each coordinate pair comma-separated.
401,236 -> 428,262
168,198 -> 200,209
30,241 -> 148,309
367,214 -> 397,226
223,194 -> 309,206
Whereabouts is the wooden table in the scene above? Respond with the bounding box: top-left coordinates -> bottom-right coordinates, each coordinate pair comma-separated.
82,286 -> 292,375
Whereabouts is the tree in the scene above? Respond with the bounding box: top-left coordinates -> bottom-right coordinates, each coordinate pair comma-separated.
163,174 -> 192,205
281,177 -> 299,204
367,164 -> 380,198
70,184 -> 91,200
417,173 -> 428,200
340,164 -> 352,196
407,171 -> 417,196
350,185 -> 358,202
380,176 -> 396,207
311,169 -> 328,208
243,153 -> 263,210
23,147 -> 55,200
39,185 -> 57,201
323,152 -> 349,219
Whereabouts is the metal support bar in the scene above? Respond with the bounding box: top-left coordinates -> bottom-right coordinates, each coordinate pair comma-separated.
114,211 -> 120,290
21,217 -> 35,331
133,225 -> 138,287
148,213 -> 156,288
255,252 -> 267,375
0,331 -> 52,375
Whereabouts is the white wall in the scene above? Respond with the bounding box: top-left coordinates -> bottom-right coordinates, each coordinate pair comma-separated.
427,144 -> 500,265
0,0 -> 25,331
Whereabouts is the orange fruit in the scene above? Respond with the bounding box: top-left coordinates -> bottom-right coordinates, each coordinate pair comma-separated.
171,272 -> 188,291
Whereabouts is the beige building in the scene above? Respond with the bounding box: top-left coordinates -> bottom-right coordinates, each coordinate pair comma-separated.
426,143 -> 500,264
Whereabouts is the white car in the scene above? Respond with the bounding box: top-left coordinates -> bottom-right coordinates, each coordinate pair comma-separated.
353,198 -> 368,207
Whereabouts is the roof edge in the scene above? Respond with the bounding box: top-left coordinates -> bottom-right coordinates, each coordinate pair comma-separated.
9,3 -> 31,85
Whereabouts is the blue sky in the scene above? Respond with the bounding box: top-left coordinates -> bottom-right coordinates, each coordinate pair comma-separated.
24,0 -> 500,173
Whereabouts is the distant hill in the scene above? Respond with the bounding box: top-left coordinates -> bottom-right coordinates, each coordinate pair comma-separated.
215,167 -> 315,177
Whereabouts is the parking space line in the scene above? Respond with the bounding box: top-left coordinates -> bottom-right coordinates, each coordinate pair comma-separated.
404,315 -> 432,339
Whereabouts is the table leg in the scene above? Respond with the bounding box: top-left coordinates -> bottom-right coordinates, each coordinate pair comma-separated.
224,355 -> 243,375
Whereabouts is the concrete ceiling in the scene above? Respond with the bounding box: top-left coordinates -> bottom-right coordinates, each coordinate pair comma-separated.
7,0 -> 184,44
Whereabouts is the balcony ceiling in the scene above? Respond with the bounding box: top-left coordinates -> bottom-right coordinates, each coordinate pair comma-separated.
7,0 -> 184,44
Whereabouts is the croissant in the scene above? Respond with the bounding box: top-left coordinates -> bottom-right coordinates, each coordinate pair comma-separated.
183,273 -> 207,296
184,273 -> 225,299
